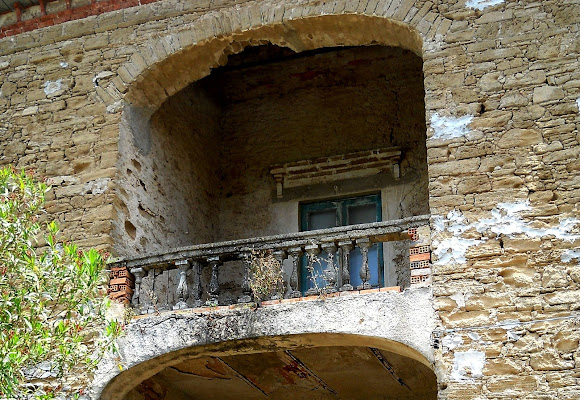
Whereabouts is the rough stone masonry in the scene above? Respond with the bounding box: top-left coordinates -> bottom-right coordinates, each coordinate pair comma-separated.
0,0 -> 579,399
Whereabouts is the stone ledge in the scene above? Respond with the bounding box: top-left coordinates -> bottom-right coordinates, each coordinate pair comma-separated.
132,286 -> 403,317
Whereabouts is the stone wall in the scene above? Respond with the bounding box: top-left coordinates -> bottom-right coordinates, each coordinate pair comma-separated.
115,83 -> 222,257
215,45 -> 428,241
0,0 -> 579,399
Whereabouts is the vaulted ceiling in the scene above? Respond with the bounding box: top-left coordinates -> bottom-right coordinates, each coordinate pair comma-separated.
128,346 -> 437,400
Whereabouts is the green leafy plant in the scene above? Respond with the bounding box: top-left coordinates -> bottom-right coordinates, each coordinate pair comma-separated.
0,167 -> 122,398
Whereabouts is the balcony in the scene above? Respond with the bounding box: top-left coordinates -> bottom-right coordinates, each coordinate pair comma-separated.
109,214 -> 431,313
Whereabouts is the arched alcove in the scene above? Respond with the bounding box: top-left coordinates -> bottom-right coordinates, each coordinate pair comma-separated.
113,13 -> 430,306
99,330 -> 437,400
115,43 -> 428,301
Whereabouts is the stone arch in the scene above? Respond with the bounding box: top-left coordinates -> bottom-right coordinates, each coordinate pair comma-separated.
100,334 -> 434,400
115,9 -> 432,112
94,290 -> 436,399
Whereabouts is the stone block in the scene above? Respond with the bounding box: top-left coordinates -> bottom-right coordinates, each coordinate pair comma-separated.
497,129 -> 543,148
533,86 -> 565,104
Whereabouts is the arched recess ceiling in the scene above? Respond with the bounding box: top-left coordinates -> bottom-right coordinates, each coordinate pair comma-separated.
95,290 -> 436,399
101,333 -> 436,400
121,14 -> 423,112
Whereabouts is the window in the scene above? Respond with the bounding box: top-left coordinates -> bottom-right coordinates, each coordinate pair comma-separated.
299,194 -> 383,294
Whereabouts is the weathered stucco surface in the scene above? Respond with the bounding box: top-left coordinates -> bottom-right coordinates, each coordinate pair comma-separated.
94,289 -> 436,399
1,0 -> 579,399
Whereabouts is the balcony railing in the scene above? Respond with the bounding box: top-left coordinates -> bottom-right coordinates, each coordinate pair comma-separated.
110,214 -> 430,313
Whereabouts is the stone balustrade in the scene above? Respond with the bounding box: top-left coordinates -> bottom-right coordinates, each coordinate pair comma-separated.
111,214 -> 430,313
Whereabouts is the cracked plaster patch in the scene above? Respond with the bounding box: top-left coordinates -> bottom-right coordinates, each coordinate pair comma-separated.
433,202 -> 580,265
451,350 -> 485,381
442,334 -> 463,353
562,249 -> 580,264
430,113 -> 474,140
43,79 -> 62,95
466,0 -> 504,10
450,292 -> 470,308
83,178 -> 111,195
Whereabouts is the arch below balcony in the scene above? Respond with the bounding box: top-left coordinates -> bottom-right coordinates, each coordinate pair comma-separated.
120,12 -> 424,112
94,288 -> 436,399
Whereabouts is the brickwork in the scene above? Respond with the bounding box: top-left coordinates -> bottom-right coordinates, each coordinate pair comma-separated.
108,265 -> 134,304
408,228 -> 433,286
0,0 -> 161,38
0,0 -> 579,399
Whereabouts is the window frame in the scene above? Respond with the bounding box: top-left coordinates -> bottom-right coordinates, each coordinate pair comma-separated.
299,193 -> 384,293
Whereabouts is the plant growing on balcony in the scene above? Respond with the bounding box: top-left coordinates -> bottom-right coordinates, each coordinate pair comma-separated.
0,167 -> 122,399
248,250 -> 284,301
305,251 -> 337,296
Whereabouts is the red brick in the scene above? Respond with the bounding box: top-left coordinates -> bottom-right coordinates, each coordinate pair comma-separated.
380,286 -> 401,292
281,297 -> 301,304
261,299 -> 282,306
410,253 -> 430,262
359,288 -> 380,294
37,20 -> 53,28
109,277 -> 133,286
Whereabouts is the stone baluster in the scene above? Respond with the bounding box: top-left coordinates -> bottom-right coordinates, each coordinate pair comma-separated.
238,252 -> 253,303
304,244 -> 321,296
321,242 -> 338,293
173,259 -> 191,310
130,267 -> 145,311
338,241 -> 353,291
357,238 -> 372,290
287,247 -> 302,298
192,260 -> 203,307
271,249 -> 287,300
207,256 -> 221,306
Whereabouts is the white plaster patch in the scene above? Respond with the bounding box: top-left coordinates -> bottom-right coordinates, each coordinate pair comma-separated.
475,201 -> 580,241
562,249 -> 580,263
432,215 -> 445,232
0,61 -> 9,70
442,334 -> 464,353
433,202 -> 580,265
576,97 -> 580,111
430,113 -> 474,140
450,292 -> 470,308
93,71 -> 114,87
83,178 -> 111,195
106,101 -> 123,114
60,61 -> 69,68
451,350 -> 486,381
467,332 -> 481,341
466,0 -> 504,10
43,79 -> 62,95
433,236 -> 484,264
507,330 -> 520,342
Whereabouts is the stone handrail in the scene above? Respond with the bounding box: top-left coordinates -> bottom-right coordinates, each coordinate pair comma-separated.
116,214 -> 430,311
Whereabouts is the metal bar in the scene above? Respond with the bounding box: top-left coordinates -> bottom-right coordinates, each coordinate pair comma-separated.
283,351 -> 337,395
216,357 -> 269,397
368,347 -> 410,389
